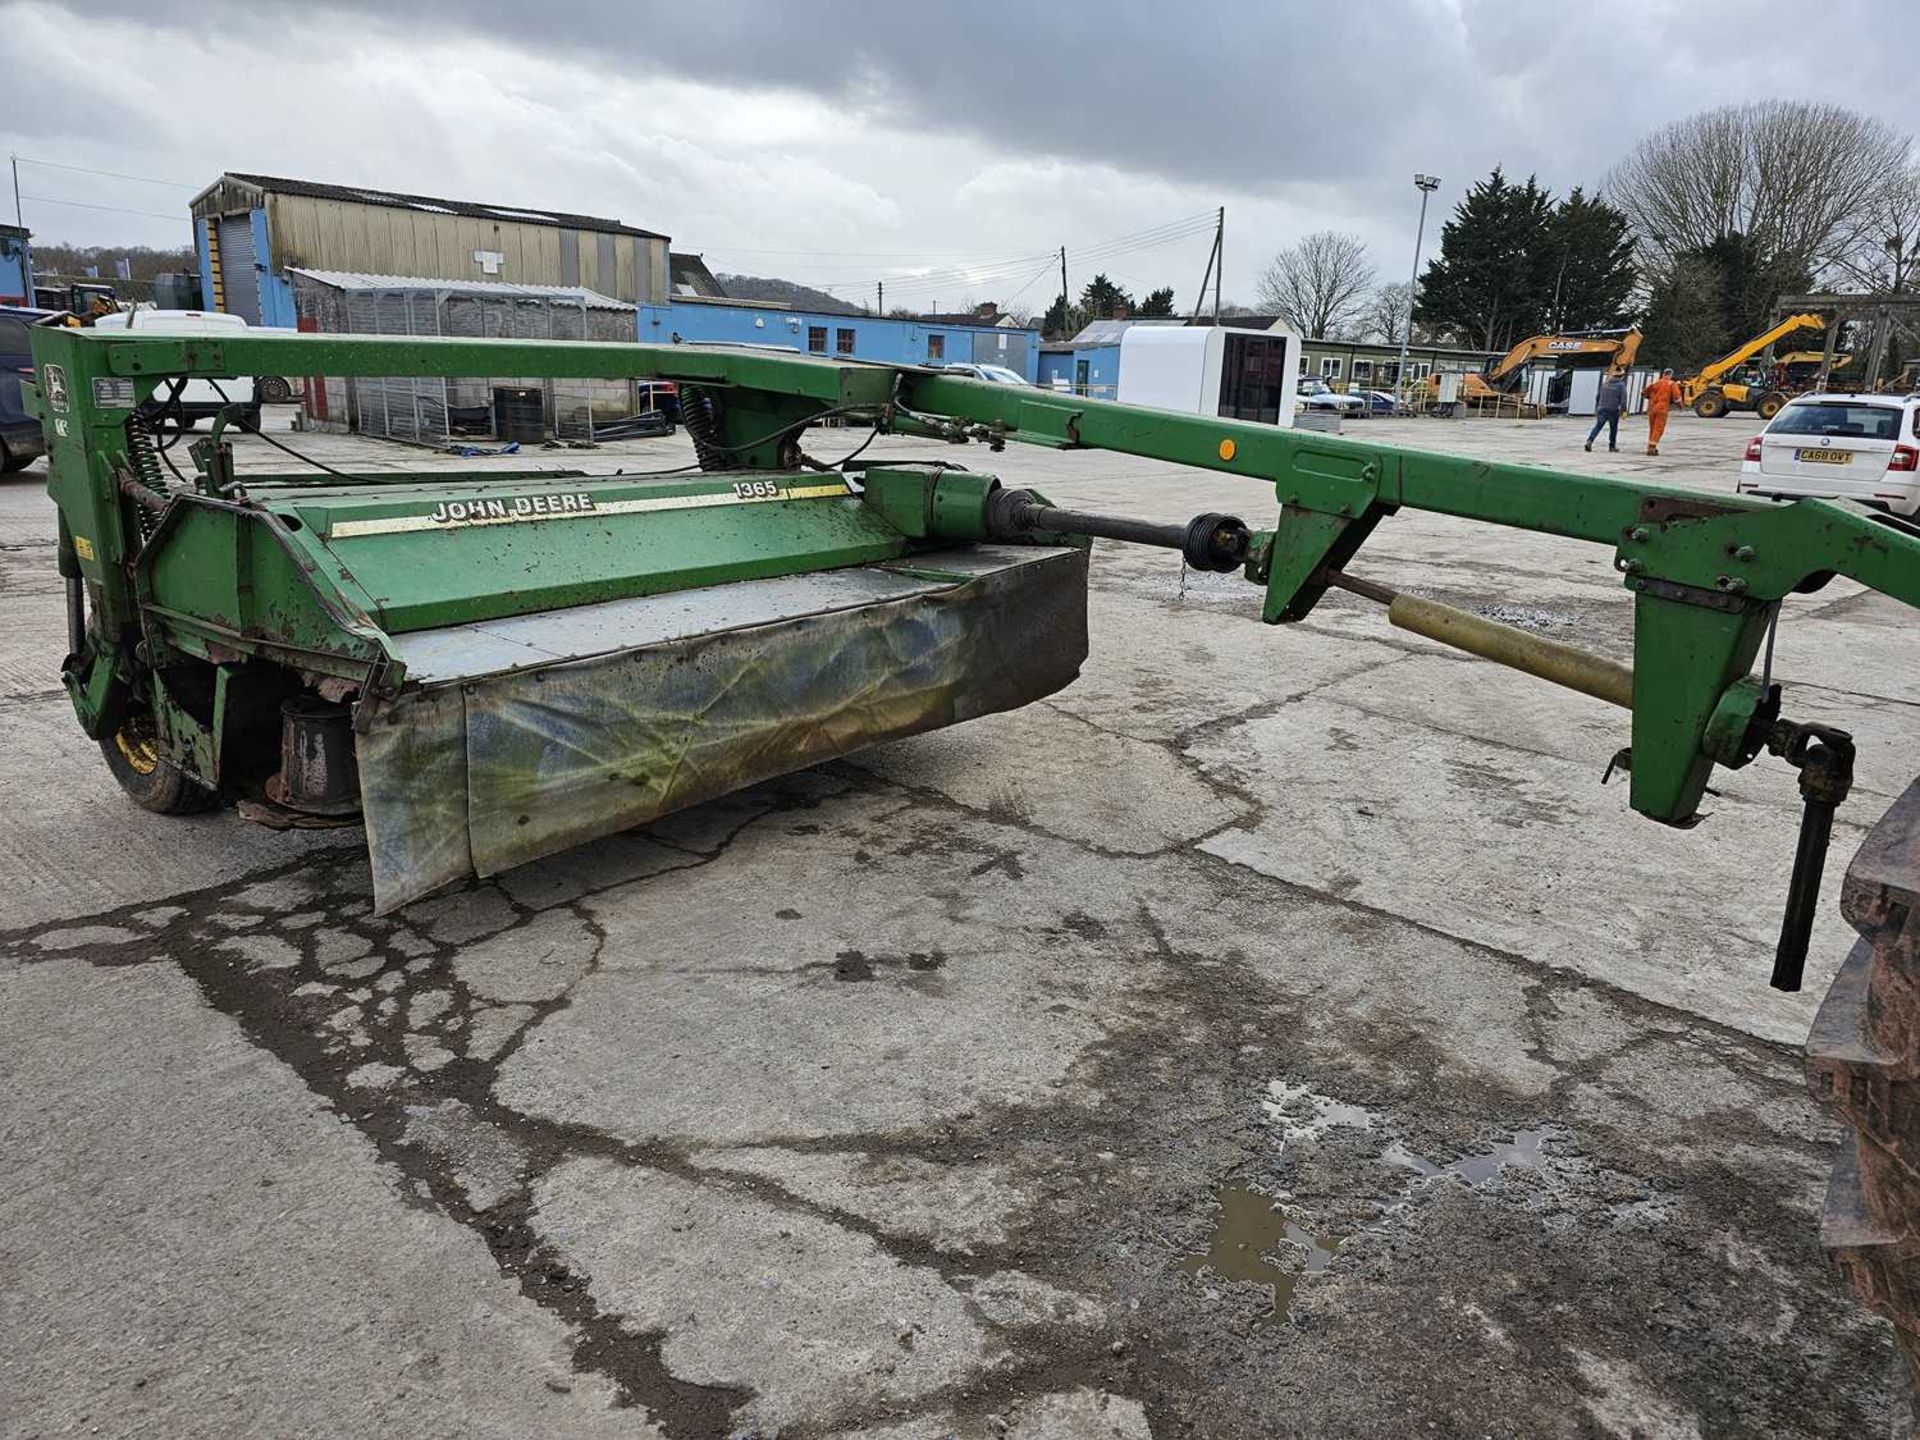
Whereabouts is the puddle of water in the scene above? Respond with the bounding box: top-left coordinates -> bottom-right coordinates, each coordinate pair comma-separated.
1384,1127 -> 1556,1184
1451,1127 -> 1553,1183
1260,1080 -> 1377,1145
1378,1139 -> 1443,1178
1178,1180 -> 1343,1324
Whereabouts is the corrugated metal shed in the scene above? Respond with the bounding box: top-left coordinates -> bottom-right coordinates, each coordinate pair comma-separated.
206,173 -> 664,239
192,173 -> 670,316
290,268 -> 630,310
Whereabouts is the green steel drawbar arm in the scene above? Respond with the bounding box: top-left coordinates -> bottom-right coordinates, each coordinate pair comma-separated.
896,371 -> 1920,809
892,371 -> 1920,988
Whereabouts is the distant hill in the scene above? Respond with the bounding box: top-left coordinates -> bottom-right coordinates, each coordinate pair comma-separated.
715,273 -> 866,316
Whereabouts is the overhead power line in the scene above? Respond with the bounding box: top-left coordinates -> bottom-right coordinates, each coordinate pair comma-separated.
711,209 -> 1222,297
19,194 -> 185,222
832,213 -> 1220,302
13,156 -> 199,189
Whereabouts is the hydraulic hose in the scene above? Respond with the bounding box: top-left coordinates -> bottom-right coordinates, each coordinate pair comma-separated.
678,384 -> 729,471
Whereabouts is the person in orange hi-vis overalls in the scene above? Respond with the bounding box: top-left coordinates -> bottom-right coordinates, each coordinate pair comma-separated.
1644,368 -> 1684,456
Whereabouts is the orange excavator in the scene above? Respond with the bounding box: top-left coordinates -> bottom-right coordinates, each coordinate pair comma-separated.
1427,328 -> 1643,407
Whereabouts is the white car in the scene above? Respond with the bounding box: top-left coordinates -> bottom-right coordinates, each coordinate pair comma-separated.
1739,392 -> 1920,516
91,308 -> 262,429
1301,386 -> 1370,416
941,362 -> 1031,386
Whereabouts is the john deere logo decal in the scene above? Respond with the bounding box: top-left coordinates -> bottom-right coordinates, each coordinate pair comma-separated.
427,493 -> 598,525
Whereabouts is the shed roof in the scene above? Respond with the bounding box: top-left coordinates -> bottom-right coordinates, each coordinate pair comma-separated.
669,253 -> 726,299
211,173 -> 666,240
290,268 -> 631,310
1066,318 -> 1184,345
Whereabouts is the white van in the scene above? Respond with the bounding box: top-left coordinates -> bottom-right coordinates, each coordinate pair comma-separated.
90,309 -> 262,430
1116,325 -> 1299,426
1739,392 -> 1920,516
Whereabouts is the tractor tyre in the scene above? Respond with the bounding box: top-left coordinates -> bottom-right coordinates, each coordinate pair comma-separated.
1694,390 -> 1728,419
1806,780 -> 1920,1392
1754,391 -> 1788,421
100,713 -> 219,816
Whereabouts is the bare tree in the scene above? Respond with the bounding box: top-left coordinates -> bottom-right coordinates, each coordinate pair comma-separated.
1363,281 -> 1415,344
1606,101 -> 1910,277
1828,163 -> 1920,293
1256,231 -> 1376,338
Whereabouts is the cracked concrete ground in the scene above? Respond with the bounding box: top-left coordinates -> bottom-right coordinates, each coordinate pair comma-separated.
1,409 -> 1914,1438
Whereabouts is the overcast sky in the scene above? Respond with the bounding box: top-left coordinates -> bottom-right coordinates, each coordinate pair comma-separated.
5,0 -> 1917,312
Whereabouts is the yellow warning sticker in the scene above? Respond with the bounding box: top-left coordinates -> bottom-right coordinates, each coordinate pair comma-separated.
73,535 -> 95,561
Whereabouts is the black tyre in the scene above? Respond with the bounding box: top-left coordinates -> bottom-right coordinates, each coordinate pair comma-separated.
0,438 -> 24,473
257,376 -> 293,404
1754,391 -> 1787,421
1693,390 -> 1728,419
100,713 -> 219,815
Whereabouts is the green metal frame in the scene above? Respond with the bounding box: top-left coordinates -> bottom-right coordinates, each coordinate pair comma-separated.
26,328 -> 1920,830
894,372 -> 1920,823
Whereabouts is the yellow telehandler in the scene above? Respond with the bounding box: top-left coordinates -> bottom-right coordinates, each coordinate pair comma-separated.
1678,313 -> 1825,419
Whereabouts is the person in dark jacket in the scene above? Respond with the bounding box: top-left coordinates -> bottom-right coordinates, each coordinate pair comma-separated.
1585,371 -> 1628,452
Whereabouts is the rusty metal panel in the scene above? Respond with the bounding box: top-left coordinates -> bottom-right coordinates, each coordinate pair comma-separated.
357,686 -> 473,908
356,545 -> 1088,911
462,545 -> 1086,882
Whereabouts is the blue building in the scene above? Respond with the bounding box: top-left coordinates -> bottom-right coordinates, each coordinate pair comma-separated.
639,297 -> 1040,382
1037,318 -> 1185,397
0,224 -> 33,307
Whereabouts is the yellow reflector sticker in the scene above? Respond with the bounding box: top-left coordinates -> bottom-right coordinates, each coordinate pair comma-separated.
74,535 -> 95,561
1218,438 -> 1237,461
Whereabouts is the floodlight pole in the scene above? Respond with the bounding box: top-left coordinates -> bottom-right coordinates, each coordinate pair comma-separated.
1396,174 -> 1440,411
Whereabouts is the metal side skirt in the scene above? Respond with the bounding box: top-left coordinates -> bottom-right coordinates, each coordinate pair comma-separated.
356,546 -> 1088,912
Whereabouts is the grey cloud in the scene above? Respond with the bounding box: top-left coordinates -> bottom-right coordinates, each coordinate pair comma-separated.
76,1 -> 1920,207
13,0 -> 1920,292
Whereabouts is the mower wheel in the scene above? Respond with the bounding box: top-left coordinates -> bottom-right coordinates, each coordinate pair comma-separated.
100,714 -> 219,815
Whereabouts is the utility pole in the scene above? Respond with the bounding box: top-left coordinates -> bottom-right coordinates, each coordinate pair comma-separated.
877,279 -> 883,316
1058,246 -> 1069,337
1213,207 -> 1223,321
1191,209 -> 1225,323
1396,175 -> 1441,410
10,154 -> 21,227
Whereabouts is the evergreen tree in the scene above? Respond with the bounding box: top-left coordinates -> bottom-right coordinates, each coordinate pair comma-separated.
1542,188 -> 1638,331
1414,169 -> 1555,351
1078,273 -> 1134,320
1637,234 -> 1812,372
1691,232 -> 1811,343
1639,255 -> 1729,373
1137,286 -> 1177,316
